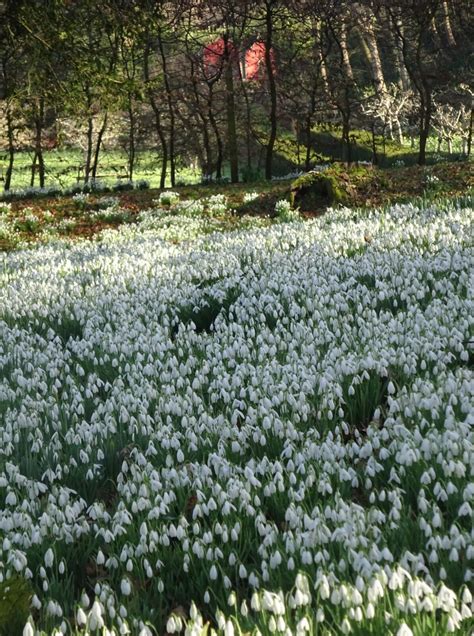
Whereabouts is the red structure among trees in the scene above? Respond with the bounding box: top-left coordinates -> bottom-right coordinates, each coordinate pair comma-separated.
203,37 -> 238,80
203,38 -> 276,82
243,41 -> 276,81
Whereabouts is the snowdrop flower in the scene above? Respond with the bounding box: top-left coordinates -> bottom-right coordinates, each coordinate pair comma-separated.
22,621 -> 35,636
76,607 -> 87,626
224,620 -> 234,636
44,548 -> 54,568
120,578 -> 132,596
251,592 -> 261,611
396,625 -> 413,636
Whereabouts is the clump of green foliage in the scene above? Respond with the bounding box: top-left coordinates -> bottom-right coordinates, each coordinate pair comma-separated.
0,577 -> 33,636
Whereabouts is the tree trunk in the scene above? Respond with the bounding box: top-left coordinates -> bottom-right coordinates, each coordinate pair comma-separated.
341,113 -> 352,164
467,108 -> 473,157
305,115 -> 312,172
304,83 -> 317,171
127,100 -> 136,181
264,4 -> 277,180
367,25 -> 386,94
84,85 -> 93,183
30,152 -> 37,187
315,21 -> 330,98
208,84 -> 223,180
158,30 -> 176,187
441,0 -> 456,47
371,122 -> 378,165
223,34 -> 239,183
144,40 -> 168,188
340,25 -> 354,82
389,14 -> 410,91
4,107 -> 14,191
418,92 -> 432,166
34,98 -> 45,188
92,112 -> 108,181
85,116 -> 93,184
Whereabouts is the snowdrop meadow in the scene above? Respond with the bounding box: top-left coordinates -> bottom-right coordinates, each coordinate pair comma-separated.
0,195 -> 473,635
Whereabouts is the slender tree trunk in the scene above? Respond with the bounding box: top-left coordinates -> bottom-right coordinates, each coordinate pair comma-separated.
418,91 -> 432,165
188,54 -> 213,179
127,100 -> 136,181
304,84 -> 317,171
208,84 -> 223,180
158,30 -> 176,187
305,115 -> 312,171
84,86 -> 93,183
371,122 -> 378,165
144,40 -> 168,188
92,112 -> 108,181
358,26 -> 386,95
30,152 -> 37,187
223,33 -> 239,183
315,21 -> 330,98
441,0 -> 456,47
264,3 -> 277,180
389,14 -> 410,90
85,116 -> 94,184
340,25 -> 354,82
341,111 -> 352,163
5,107 -> 15,191
467,108 -> 473,157
34,98 -> 45,188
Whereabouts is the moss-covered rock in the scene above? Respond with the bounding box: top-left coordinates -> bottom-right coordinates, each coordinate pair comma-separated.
0,577 -> 32,636
291,164 -> 381,212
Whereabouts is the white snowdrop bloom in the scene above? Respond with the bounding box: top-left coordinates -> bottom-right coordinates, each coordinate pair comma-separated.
461,603 -> 472,619
120,578 -> 132,596
22,621 -> 34,636
461,587 -> 472,604
396,624 -> 413,636
341,618 -> 352,634
76,607 -> 87,626
317,574 -> 331,601
366,603 -> 375,619
209,565 -> 218,580
297,617 -> 310,632
44,548 -> 54,568
97,550 -> 105,565
5,491 -> 17,506
224,620 -> 234,636
31,595 -> 41,610
251,592 -> 261,611
270,550 -> 282,569
81,592 -> 90,608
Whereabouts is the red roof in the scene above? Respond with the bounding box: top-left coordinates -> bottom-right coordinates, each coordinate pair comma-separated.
244,42 -> 276,81
203,37 -> 238,79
